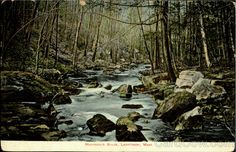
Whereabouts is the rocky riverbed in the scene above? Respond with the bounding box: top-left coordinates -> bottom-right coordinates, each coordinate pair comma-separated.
0,64 -> 235,142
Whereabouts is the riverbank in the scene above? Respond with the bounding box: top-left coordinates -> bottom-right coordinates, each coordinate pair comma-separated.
0,63 -> 235,141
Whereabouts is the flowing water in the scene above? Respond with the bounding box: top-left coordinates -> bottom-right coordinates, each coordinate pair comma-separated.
55,64 -> 176,141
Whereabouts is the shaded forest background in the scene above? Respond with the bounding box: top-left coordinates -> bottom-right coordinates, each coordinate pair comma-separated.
0,0 -> 235,143
0,0 -> 235,78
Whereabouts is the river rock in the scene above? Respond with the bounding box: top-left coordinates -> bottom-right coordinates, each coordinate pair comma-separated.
153,84 -> 175,100
1,71 -> 56,103
190,78 -> 226,101
57,119 -> 73,125
52,93 -> 72,105
117,84 -> 133,98
121,104 -> 143,109
61,79 -> 83,95
1,100 -> 60,140
104,84 -> 112,90
116,117 -> 147,141
175,106 -> 203,131
141,73 -> 169,89
62,79 -> 83,87
62,85 -> 82,95
87,81 -> 102,88
41,130 -> 66,141
176,70 -> 204,88
31,124 -> 50,132
127,112 -> 143,122
86,114 -> 116,137
153,91 -> 196,122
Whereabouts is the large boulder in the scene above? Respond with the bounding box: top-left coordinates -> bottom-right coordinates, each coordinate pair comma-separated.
153,91 -> 196,122
114,84 -> 133,98
190,78 -> 226,101
176,70 -> 204,88
141,73 -> 169,89
116,117 -> 147,141
175,106 -> 203,131
0,71 -> 56,103
86,114 -> 116,137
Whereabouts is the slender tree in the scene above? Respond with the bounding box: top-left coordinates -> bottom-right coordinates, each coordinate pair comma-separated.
163,0 -> 176,82
137,6 -> 154,74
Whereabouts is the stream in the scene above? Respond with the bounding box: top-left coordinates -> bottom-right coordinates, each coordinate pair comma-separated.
55,64 -> 176,141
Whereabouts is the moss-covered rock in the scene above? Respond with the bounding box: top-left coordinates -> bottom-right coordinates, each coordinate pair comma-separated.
153,91 -> 196,122
153,84 -> 175,100
141,72 -> 169,89
87,81 -> 102,88
86,114 -> 116,137
116,116 -> 147,141
113,84 -> 133,98
1,71 -> 56,103
127,112 -> 143,122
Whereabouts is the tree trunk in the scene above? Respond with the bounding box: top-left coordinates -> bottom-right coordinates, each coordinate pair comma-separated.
199,13 -> 211,68
73,5 -> 84,68
54,2 -> 59,67
84,11 -> 93,57
92,10 -> 102,62
137,7 -> 154,74
155,7 -> 160,69
35,1 -> 49,74
26,0 -> 40,42
44,5 -> 57,69
177,0 -> 181,60
163,0 -> 176,82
